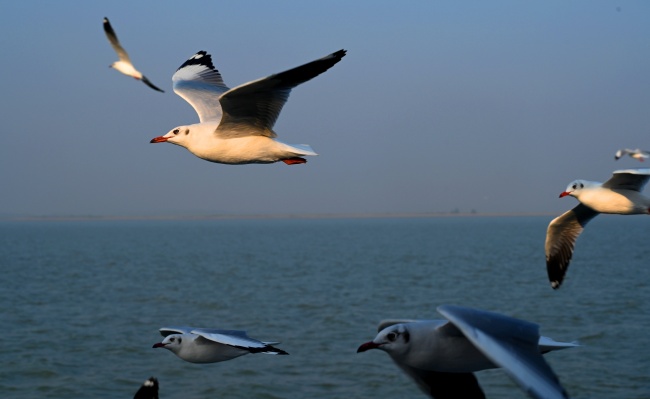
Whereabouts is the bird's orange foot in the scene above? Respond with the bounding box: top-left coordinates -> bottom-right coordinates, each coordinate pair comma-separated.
282,157 -> 307,165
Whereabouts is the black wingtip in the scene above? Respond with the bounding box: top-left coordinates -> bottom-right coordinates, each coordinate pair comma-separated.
274,347 -> 290,355
141,76 -> 165,93
547,261 -> 567,290
176,50 -> 215,72
133,377 -> 159,399
247,344 -> 289,355
326,49 -> 347,64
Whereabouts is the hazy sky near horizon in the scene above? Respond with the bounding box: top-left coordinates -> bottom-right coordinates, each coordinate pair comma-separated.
2,1 -> 650,217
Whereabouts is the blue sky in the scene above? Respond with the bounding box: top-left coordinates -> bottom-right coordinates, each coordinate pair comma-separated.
1,1 -> 650,217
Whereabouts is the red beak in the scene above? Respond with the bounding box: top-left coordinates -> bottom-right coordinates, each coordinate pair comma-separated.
357,341 -> 380,353
152,342 -> 166,348
150,136 -> 168,143
559,191 -> 570,198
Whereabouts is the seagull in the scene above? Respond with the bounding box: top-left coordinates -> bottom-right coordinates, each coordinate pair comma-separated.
149,49 -> 347,165
614,148 -> 650,162
133,377 -> 158,399
102,17 -> 164,93
152,326 -> 288,363
545,168 -> 650,289
357,305 -> 577,399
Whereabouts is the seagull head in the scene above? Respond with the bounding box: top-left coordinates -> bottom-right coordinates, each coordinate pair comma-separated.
559,180 -> 588,198
152,333 -> 184,353
357,324 -> 410,355
150,126 -> 190,146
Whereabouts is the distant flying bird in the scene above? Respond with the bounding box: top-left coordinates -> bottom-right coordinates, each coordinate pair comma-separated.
149,49 -> 347,165
357,305 -> 577,399
614,148 -> 650,162
546,168 -> 650,289
152,326 -> 288,363
102,17 -> 164,93
133,377 -> 158,399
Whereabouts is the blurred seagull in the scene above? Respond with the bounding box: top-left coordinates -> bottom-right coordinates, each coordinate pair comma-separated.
149,49 -> 346,165
133,377 -> 158,399
614,148 -> 650,162
152,326 -> 288,363
103,17 -> 164,93
357,305 -> 577,399
546,168 -> 650,289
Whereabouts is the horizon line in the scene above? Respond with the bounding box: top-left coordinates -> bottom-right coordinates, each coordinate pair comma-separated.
0,211 -> 558,222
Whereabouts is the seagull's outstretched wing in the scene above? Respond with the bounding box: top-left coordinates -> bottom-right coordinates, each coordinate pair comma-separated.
172,51 -> 230,123
614,149 -> 630,160
603,168 -> 650,191
103,17 -> 131,63
214,49 -> 347,139
192,329 -> 288,354
142,75 -> 164,93
438,305 -> 570,399
545,203 -> 599,289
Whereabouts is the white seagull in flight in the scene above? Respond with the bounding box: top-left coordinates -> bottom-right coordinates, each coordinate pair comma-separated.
152,326 -> 288,363
149,49 -> 347,165
357,305 -> 577,399
546,168 -> 650,289
614,148 -> 650,162
102,17 -> 164,93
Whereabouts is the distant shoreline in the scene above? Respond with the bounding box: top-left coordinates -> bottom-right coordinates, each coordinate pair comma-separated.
0,212 -> 558,222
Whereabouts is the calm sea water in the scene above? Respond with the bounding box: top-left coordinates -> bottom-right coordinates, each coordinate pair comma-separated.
0,216 -> 648,398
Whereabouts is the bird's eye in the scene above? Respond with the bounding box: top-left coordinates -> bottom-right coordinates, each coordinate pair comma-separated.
173,129 -> 179,134
170,337 -> 175,342
572,184 -> 577,189
387,332 -> 397,341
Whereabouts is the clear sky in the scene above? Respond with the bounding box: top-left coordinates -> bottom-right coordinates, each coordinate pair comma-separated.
1,1 -> 649,217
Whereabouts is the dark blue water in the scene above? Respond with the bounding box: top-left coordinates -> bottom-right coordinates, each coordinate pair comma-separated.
1,216 -> 648,398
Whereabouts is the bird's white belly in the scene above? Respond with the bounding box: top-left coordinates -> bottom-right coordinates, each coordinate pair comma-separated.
582,190 -> 650,214
190,136 -> 289,164
182,342 -> 247,363
113,61 -> 139,77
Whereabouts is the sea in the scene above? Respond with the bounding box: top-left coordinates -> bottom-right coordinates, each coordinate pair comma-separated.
0,215 -> 648,399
